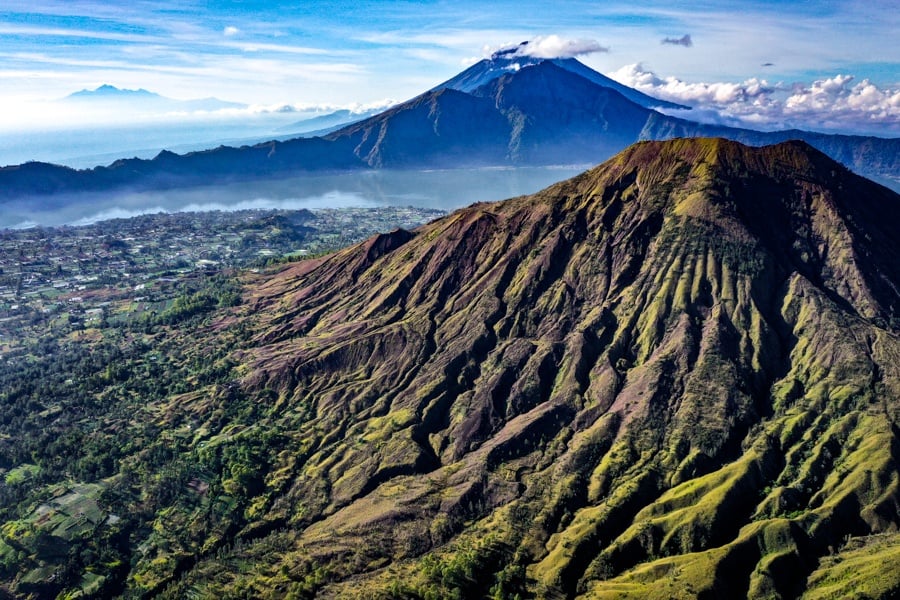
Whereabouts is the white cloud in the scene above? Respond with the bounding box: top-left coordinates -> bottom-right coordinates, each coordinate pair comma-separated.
0,23 -> 160,43
223,26 -> 240,37
488,35 -> 608,60
607,63 -> 900,136
610,63 -> 778,105
162,98 -> 397,119
782,75 -> 900,131
223,41 -> 330,55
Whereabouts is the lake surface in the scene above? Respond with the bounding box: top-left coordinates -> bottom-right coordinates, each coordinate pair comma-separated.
1,166 -> 588,229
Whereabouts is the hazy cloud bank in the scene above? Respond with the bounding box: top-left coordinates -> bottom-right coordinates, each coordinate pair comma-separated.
0,166 -> 585,229
609,63 -> 900,136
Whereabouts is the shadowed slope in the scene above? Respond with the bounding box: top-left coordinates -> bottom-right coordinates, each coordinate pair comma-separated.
151,139 -> 900,598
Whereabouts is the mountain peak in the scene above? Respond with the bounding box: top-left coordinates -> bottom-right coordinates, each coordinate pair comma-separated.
569,138 -> 900,321
432,54 -> 689,111
67,84 -> 159,99
604,137 -> 845,189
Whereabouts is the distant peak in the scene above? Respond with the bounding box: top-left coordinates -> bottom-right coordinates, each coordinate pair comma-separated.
153,149 -> 179,161
67,85 -> 159,99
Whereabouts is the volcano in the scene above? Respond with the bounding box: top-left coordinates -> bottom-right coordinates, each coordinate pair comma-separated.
431,43 -> 690,111
173,138 -> 898,597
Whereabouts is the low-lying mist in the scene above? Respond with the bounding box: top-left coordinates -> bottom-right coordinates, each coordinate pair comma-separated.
0,117 -> 305,169
1,166 -> 587,229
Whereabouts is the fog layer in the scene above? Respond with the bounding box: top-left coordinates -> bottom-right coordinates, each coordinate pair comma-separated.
1,167 -> 586,229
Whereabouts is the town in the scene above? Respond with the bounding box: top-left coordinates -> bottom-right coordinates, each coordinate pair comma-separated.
0,206 -> 445,350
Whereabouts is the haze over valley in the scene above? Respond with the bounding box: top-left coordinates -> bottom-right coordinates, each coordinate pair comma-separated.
0,166 -> 584,229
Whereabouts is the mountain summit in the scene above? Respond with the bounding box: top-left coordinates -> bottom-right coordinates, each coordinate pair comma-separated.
432,46 -> 690,111
62,84 -> 246,111
66,84 -> 160,100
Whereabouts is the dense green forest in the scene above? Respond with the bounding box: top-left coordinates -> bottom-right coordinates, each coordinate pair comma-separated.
0,271 -> 268,597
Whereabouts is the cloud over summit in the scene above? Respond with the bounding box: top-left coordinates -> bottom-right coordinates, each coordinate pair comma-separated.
490,35 -> 608,60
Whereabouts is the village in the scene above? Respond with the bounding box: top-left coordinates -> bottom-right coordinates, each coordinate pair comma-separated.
0,206 -> 444,348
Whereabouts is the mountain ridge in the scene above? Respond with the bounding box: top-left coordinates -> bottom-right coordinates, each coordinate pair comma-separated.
62,83 -> 246,111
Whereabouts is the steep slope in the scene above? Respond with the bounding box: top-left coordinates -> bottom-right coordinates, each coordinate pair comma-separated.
472,62 -> 654,163
324,87 -> 511,168
142,138 -> 897,598
327,62 -> 653,168
280,108 -> 386,137
550,58 -> 690,111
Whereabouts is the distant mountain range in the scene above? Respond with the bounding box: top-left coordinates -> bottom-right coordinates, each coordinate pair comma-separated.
63,84 -> 247,112
279,108 -> 387,137
1,59 -> 897,200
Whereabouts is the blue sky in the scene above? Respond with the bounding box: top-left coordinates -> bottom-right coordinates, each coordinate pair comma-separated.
0,0 -> 898,135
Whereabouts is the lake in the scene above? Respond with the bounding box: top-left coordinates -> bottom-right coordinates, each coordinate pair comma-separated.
1,166 -> 589,229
